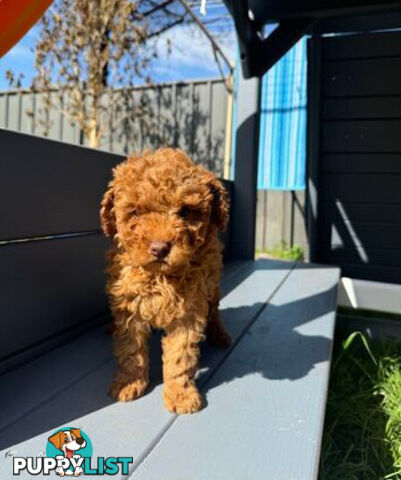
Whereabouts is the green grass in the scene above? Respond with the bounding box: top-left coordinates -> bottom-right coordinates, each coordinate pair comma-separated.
255,242 -> 304,261
320,332 -> 401,480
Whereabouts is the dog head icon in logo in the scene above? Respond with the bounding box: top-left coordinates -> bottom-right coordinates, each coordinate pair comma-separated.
47,428 -> 92,476
48,428 -> 86,459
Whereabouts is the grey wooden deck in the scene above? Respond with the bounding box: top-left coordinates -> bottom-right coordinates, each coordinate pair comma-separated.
0,259 -> 339,480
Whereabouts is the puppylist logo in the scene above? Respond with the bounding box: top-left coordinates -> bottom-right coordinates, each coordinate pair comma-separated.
13,428 -> 133,476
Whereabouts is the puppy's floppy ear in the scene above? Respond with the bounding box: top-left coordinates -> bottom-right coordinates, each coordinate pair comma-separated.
100,182 -> 117,238
208,177 -> 229,232
70,428 -> 81,438
48,431 -> 64,450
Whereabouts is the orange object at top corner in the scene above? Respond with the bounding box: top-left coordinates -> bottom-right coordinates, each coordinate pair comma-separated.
0,0 -> 54,58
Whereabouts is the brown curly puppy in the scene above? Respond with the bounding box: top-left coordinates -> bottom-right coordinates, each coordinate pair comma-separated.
100,148 -> 231,414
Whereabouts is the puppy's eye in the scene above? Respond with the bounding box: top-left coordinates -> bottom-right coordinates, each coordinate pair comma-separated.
71,435 -> 76,440
64,437 -> 68,442
178,206 -> 191,218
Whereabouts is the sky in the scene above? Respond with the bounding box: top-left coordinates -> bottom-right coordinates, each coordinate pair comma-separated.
0,5 -> 236,90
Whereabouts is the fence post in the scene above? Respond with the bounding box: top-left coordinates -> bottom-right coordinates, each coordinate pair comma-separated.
189,81 -> 194,155
172,82 -> 178,147
207,80 -> 212,169
59,91 -> 64,141
31,91 -> 36,135
4,93 -> 9,128
223,73 -> 234,179
17,90 -> 22,131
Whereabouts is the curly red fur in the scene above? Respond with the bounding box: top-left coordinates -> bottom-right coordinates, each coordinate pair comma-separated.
101,148 -> 231,414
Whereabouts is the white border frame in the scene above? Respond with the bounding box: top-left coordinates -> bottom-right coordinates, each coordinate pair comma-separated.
338,277 -> 401,315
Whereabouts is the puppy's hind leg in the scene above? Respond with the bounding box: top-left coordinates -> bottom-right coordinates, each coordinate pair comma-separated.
206,291 -> 231,349
109,317 -> 150,402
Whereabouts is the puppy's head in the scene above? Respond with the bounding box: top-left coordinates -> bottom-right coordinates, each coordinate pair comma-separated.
100,148 -> 228,274
48,428 -> 86,458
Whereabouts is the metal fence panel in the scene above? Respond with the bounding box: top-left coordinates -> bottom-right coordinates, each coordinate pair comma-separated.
255,189 -> 308,255
0,78 -> 229,176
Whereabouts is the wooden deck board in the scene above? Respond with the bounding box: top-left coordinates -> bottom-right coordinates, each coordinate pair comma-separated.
0,326 -> 112,438
0,259 -> 294,479
129,263 -> 340,480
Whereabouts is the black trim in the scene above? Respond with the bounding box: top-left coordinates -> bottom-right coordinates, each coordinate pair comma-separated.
306,33 -> 322,262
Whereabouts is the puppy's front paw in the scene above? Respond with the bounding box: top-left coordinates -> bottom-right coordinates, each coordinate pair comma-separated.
109,375 -> 148,402
163,384 -> 203,414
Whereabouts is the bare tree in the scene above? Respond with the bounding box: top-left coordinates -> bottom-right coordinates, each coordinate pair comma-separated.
26,0 -> 161,148
5,0 -> 232,152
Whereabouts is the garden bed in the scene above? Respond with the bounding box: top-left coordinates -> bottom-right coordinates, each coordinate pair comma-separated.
320,311 -> 401,480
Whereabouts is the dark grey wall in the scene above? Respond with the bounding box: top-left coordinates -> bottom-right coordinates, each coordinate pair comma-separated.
0,129 -> 234,366
231,73 -> 261,259
308,30 -> 401,284
0,129 -> 123,363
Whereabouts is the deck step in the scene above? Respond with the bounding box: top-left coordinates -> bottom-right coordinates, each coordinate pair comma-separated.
130,262 -> 340,480
0,260 -> 339,480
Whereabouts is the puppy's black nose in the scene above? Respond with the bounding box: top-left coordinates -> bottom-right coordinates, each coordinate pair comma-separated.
149,241 -> 171,259
76,438 -> 85,445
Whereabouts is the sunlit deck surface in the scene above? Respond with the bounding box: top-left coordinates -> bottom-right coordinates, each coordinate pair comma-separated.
0,259 -> 339,480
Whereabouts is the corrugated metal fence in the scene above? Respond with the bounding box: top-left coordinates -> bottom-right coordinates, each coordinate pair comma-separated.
256,189 -> 307,255
0,78 -> 229,176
